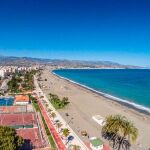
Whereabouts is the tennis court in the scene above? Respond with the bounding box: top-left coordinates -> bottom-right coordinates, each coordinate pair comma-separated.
0,112 -> 37,128
17,128 -> 43,149
0,105 -> 27,113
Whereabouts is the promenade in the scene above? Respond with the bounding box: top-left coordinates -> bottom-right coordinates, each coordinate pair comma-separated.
34,75 -> 89,150
36,95 -> 66,150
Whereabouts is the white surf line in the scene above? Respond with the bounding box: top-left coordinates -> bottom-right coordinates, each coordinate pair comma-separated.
52,71 -> 150,114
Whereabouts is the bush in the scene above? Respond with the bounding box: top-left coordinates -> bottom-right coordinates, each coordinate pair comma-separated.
49,93 -> 70,109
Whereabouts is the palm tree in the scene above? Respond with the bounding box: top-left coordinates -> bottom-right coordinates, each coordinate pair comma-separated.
56,122 -> 62,132
51,112 -> 56,120
40,96 -> 44,99
70,145 -> 81,150
47,108 -> 52,112
45,103 -> 49,108
63,128 -> 70,141
102,114 -> 138,150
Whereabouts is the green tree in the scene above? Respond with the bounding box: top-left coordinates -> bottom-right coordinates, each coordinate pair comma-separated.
45,103 -> 49,108
0,126 -> 24,150
63,128 -> 70,138
56,122 -> 62,132
102,115 -> 138,150
49,93 -> 70,109
62,97 -> 70,105
50,112 -> 56,120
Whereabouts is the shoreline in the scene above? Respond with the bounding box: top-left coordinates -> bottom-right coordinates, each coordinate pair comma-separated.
40,68 -> 150,149
57,68 -> 150,70
52,71 -> 150,115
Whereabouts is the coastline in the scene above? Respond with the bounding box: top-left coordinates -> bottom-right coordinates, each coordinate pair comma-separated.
52,70 -> 150,115
39,68 -> 150,150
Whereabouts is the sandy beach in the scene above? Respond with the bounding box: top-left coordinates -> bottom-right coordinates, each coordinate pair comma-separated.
39,68 -> 150,150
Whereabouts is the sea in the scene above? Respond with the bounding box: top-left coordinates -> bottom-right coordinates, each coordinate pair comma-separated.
53,69 -> 150,114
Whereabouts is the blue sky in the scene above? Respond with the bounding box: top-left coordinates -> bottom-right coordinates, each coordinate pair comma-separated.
0,0 -> 150,67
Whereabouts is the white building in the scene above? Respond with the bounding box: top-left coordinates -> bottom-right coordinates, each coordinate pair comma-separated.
0,69 -> 5,78
15,95 -> 30,105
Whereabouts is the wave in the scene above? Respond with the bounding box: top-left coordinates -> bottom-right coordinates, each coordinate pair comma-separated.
52,71 -> 150,114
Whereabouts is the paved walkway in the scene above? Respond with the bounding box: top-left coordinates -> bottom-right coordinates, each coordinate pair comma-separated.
36,95 -> 66,150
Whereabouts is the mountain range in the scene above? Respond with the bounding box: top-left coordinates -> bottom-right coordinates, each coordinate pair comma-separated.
0,56 -> 142,68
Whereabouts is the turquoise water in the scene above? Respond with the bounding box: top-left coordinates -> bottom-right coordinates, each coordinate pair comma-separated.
0,97 -> 14,106
53,69 -> 150,112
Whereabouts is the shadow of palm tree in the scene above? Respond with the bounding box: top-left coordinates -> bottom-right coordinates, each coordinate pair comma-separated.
102,132 -> 131,150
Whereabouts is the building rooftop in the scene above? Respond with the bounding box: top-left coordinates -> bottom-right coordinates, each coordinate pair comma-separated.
15,95 -> 29,102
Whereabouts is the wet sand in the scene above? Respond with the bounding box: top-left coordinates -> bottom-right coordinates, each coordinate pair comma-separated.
39,68 -> 150,150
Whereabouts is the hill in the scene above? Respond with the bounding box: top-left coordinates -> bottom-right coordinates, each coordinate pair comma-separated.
0,56 -> 141,68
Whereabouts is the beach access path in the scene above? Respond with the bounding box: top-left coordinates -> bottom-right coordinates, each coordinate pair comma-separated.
38,68 -> 150,150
